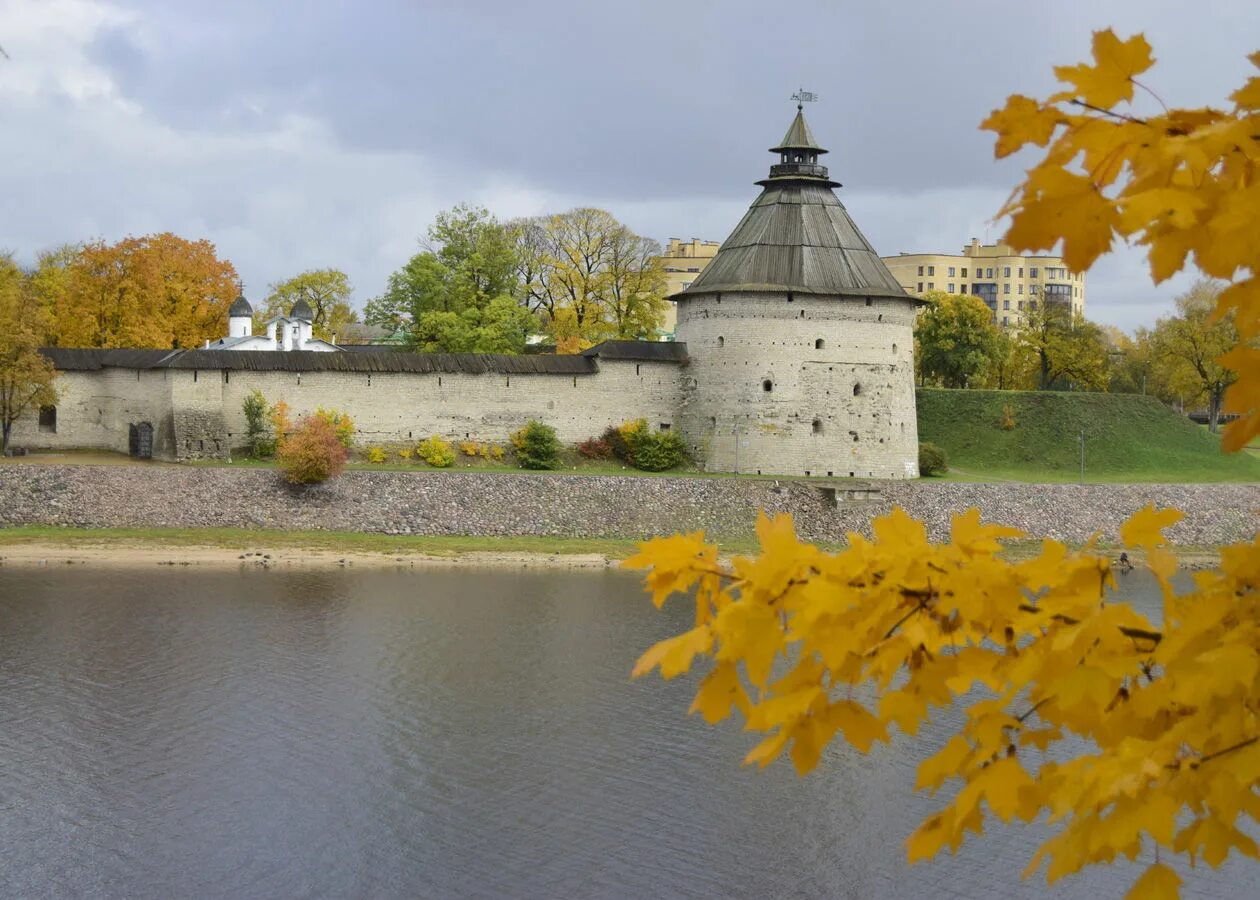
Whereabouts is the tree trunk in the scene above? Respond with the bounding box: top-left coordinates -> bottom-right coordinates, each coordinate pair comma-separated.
1,420 -> 10,453
1208,390 -> 1222,433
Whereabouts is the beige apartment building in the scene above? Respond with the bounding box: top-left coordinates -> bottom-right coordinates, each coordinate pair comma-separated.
881,239 -> 1085,328
658,238 -> 720,336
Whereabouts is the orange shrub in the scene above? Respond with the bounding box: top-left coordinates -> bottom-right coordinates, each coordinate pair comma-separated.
276,415 -> 348,484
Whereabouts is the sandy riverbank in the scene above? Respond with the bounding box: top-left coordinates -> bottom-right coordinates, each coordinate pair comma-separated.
0,543 -> 621,571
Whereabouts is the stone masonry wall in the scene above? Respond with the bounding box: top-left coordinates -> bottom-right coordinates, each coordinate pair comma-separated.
11,359 -> 683,462
7,369 -> 175,457
0,465 -> 1254,547
675,292 -> 920,479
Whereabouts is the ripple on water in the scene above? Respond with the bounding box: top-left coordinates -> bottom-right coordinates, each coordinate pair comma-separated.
0,567 -> 1251,899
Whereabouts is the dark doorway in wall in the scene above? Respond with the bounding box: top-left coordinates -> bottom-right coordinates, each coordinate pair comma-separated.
38,406 -> 56,434
128,422 -> 153,459
762,379 -> 773,392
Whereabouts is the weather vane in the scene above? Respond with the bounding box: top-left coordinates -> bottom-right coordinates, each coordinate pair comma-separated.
791,87 -> 818,110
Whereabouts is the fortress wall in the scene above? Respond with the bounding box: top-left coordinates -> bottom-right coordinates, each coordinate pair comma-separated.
674,292 -> 920,478
7,368 -> 174,456
209,358 -> 682,454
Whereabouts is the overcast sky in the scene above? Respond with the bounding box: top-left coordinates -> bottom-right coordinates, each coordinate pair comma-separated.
1,0 -> 1255,331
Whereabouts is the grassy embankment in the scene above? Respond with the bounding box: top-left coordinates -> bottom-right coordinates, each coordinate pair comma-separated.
0,526 -> 661,559
917,389 -> 1260,483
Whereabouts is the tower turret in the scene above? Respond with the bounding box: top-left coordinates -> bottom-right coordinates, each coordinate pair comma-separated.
228,292 -> 253,338
673,101 -> 921,479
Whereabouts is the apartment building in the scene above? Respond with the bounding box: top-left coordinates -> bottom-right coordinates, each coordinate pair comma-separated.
657,238 -> 720,336
881,239 -> 1085,328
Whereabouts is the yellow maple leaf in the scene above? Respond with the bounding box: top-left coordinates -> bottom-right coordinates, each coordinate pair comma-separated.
688,660 -> 746,724
1119,503 -> 1183,548
1006,168 -> 1120,271
1120,188 -> 1206,232
980,95 -> 1063,158
631,624 -> 712,679
1125,863 -> 1181,900
829,699 -> 888,753
906,810 -> 953,863
1053,29 -> 1155,109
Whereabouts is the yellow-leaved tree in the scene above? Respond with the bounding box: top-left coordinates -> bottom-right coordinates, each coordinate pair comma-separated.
629,32 -> 1259,900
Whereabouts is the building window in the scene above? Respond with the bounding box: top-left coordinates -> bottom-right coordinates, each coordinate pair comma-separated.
1047,269 -> 1056,279
762,379 -> 773,392
972,283 -> 998,309
659,423 -> 671,431
986,268 -> 993,278
917,265 -> 924,275
927,282 -> 934,290
1003,283 -> 1011,294
1002,316 -> 1009,326
814,338 -> 824,349
1018,284 -> 1024,294
948,266 -> 956,277
1030,267 -> 1039,278
1019,267 -> 1024,277
812,419 -> 823,434
1031,284 -> 1040,294
961,267 -> 968,277
38,405 -> 56,434
917,282 -> 923,292
1018,300 -> 1025,310
1003,299 -> 1010,310
1003,266 -> 1011,277
852,383 -> 862,396
1030,300 -> 1039,310
927,265 -> 935,275
947,283 -> 955,293
717,336 -> 724,347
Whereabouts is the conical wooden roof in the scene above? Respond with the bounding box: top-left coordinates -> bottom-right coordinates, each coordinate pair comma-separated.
679,110 -> 910,301
771,109 -> 826,153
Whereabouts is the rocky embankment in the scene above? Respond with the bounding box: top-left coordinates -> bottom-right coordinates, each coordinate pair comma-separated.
0,465 -> 1255,547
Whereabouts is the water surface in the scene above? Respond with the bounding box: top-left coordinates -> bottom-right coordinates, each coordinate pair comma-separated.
0,566 -> 1248,898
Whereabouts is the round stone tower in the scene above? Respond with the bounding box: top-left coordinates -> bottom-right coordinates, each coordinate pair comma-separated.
675,105 -> 921,478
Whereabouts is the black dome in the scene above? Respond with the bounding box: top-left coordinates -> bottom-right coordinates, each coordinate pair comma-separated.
289,299 -> 314,321
228,294 -> 253,317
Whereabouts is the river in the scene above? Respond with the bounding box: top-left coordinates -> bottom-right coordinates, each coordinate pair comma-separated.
0,566 -> 1250,898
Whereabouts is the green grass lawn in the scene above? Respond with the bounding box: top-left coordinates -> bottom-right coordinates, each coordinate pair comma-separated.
918,389 -> 1260,483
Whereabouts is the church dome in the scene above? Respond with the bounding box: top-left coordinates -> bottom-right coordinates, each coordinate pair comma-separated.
289,299 -> 314,321
228,294 -> 253,317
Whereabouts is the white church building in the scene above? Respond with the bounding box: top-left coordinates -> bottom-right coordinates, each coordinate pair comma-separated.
207,295 -> 340,352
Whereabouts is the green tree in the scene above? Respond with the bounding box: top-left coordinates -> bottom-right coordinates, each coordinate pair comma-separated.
367,205 -> 530,352
1020,303 -> 1109,391
257,269 -> 358,342
0,254 -> 58,451
913,291 -> 1000,388
512,208 -> 668,343
1151,280 -> 1239,431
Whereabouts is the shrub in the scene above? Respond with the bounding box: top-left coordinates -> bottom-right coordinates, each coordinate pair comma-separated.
243,389 -> 270,457
631,430 -> 688,471
314,408 -> 355,448
459,440 -> 481,457
919,441 -> 948,476
577,437 -> 613,459
365,446 -> 388,464
276,416 -> 348,484
398,448 -> 413,460
268,400 -> 293,450
489,445 -> 506,461
417,435 -> 455,468
511,420 -> 561,470
602,418 -> 648,464
1001,404 -> 1017,431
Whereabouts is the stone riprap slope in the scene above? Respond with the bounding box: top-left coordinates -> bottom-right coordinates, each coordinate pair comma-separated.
0,465 -> 1255,547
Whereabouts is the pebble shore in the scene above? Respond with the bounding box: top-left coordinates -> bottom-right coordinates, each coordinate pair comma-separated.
0,465 -> 1255,547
